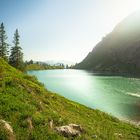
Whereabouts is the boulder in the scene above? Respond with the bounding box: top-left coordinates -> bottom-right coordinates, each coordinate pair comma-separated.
69,124 -> 83,132
114,133 -> 123,138
55,124 -> 83,137
0,119 -> 15,140
0,120 -> 13,134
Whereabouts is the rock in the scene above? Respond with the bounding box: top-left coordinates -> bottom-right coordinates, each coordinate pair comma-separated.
27,117 -> 33,130
0,120 -> 13,133
48,119 -> 53,129
55,124 -> 83,137
114,133 -> 123,138
0,119 -> 15,140
91,134 -> 97,139
69,124 -> 83,132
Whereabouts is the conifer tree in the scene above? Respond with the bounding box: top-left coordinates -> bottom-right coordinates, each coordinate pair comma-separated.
0,23 -> 9,61
9,29 -> 24,69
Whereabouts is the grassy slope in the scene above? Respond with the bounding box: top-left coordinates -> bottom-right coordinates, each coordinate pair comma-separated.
0,58 -> 140,140
25,64 -> 46,70
26,64 -> 64,70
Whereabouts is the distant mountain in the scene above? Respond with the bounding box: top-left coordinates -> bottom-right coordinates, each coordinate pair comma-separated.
75,11 -> 140,74
45,60 -> 76,66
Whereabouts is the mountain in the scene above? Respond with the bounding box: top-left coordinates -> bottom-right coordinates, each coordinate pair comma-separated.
75,11 -> 140,74
45,60 -> 76,66
0,58 -> 140,139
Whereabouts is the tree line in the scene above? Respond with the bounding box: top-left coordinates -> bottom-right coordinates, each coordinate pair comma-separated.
0,23 -> 24,70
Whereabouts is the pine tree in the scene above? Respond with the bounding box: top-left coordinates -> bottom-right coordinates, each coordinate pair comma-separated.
66,64 -> 69,69
0,23 -> 9,61
9,29 -> 24,70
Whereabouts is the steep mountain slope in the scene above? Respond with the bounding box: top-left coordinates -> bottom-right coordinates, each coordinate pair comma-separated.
0,58 -> 140,140
75,11 -> 140,74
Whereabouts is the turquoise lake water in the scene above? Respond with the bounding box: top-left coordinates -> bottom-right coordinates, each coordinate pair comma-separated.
27,69 -> 140,122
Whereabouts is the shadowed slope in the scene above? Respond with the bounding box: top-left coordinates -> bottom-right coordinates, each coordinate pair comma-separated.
75,11 -> 140,74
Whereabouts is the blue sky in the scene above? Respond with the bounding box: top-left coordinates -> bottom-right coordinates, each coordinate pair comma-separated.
0,0 -> 140,62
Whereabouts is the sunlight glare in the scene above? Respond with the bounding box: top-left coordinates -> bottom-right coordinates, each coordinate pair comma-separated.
115,0 -> 140,16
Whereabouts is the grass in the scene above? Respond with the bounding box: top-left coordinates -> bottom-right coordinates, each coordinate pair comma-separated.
0,58 -> 140,140
25,63 -> 64,70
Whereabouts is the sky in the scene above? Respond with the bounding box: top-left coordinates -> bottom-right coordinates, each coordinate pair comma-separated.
0,0 -> 140,63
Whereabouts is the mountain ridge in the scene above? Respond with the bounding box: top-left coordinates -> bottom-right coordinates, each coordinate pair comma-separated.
75,11 -> 140,74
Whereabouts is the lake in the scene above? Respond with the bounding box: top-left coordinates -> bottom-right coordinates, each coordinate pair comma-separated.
27,69 -> 140,122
